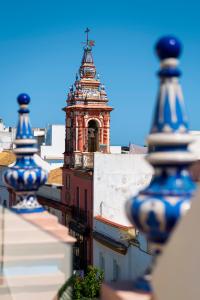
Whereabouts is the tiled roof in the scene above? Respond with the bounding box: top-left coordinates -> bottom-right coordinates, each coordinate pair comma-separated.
0,151 -> 15,166
95,215 -> 134,230
47,168 -> 62,185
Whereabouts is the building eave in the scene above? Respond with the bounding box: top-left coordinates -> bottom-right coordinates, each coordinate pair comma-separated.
64,105 -> 113,112
93,231 -> 127,255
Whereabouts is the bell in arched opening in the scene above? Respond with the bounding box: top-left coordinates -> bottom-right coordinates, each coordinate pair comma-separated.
88,120 -> 99,152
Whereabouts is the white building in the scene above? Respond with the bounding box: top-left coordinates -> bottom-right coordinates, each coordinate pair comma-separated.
93,133 -> 200,282
0,119 -> 16,152
40,124 -> 65,169
37,183 -> 63,224
32,127 -> 45,147
37,167 -> 64,224
110,146 -> 122,154
94,217 -> 151,281
0,118 -> 45,153
92,153 -> 153,282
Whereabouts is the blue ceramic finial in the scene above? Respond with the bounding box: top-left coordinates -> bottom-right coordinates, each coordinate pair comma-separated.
17,93 -> 31,105
150,35 -> 188,134
156,36 -> 182,60
3,94 -> 48,213
127,36 -> 196,293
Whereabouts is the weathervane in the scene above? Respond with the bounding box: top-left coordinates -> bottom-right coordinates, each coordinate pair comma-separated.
83,27 -> 95,48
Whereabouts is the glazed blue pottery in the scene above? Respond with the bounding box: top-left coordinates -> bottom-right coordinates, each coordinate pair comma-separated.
3,94 -> 48,213
127,36 -> 196,292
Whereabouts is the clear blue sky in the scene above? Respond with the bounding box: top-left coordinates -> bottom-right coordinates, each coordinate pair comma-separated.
1,0 -> 200,145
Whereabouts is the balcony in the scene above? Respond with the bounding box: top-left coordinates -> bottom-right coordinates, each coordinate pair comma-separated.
71,205 -> 88,224
74,151 -> 94,169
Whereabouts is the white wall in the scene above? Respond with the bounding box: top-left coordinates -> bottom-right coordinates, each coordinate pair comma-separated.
93,232 -> 152,281
93,218 -> 152,281
0,132 -> 13,151
93,153 -> 153,281
37,185 -> 61,202
0,120 -> 4,132
37,184 -> 62,223
0,120 -> 16,151
93,153 -> 153,226
40,125 -> 65,160
110,146 -> 121,154
0,166 -> 10,207
33,128 -> 45,137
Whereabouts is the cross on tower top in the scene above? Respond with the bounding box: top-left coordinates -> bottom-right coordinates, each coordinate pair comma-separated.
85,27 -> 90,45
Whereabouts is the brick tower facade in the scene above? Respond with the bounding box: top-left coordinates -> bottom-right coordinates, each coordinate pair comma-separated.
64,29 -> 113,168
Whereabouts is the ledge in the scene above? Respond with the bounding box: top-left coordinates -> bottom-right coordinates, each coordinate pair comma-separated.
21,211 -> 76,244
95,215 -> 134,230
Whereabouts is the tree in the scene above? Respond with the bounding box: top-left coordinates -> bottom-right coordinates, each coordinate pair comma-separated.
58,265 -> 104,300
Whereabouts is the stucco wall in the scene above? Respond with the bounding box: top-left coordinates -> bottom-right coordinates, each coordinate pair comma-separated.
92,153 -> 153,281
40,125 -> 65,159
93,232 -> 152,281
37,185 -> 61,202
110,146 -> 121,154
94,218 -> 129,242
93,153 -> 153,226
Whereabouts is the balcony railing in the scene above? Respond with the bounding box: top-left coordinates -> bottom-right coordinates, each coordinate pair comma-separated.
73,254 -> 89,272
74,151 -> 82,168
74,152 -> 94,169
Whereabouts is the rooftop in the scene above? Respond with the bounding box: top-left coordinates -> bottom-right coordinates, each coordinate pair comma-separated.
0,151 -> 15,166
95,215 -> 134,230
129,144 -> 147,155
47,167 -> 62,185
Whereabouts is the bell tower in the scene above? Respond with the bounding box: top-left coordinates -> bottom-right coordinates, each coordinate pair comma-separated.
63,28 -> 113,168
62,29 -> 113,271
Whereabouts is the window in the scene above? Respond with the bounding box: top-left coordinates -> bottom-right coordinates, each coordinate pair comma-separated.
76,187 -> 80,209
66,191 -> 71,203
74,246 -> 80,257
88,119 -> 99,152
66,175 -> 70,189
113,259 -> 120,282
99,252 -> 105,272
84,189 -> 87,212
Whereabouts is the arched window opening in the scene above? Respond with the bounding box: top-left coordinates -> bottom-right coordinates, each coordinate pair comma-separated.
88,120 -> 99,152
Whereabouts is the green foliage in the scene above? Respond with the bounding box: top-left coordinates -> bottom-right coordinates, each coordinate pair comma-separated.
58,275 -> 73,299
58,265 -> 104,300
